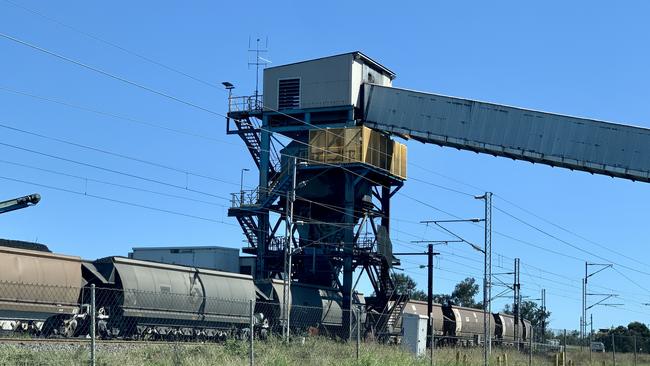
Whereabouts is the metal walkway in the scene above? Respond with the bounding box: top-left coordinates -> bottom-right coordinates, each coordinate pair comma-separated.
363,84 -> 650,183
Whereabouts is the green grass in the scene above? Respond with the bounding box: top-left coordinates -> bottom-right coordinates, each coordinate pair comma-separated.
1,337 -> 650,365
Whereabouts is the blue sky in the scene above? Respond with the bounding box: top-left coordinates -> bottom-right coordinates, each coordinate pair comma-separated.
1,1 -> 649,331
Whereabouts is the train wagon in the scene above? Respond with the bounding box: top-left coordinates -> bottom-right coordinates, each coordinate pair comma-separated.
400,300 -> 445,337
0,246 -> 84,336
255,279 -> 363,337
86,256 -> 256,339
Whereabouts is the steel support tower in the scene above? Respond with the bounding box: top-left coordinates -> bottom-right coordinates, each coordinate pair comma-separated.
225,81 -> 405,337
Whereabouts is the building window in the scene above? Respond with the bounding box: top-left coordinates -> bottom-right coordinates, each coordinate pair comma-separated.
278,78 -> 300,109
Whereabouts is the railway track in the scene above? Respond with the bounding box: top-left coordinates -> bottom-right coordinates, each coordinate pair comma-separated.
0,337 -> 212,346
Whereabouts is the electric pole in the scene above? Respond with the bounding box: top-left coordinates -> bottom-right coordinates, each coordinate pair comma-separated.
476,192 -> 493,365
399,242 -> 443,346
513,258 -> 521,349
282,156 -> 298,341
541,288 -> 546,343
584,262 -> 621,349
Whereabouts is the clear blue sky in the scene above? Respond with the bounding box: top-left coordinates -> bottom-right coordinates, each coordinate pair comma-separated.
2,1 -> 649,331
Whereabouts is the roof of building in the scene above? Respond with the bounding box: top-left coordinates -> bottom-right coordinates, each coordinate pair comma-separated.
131,245 -> 239,252
265,51 -> 396,80
0,238 -> 51,252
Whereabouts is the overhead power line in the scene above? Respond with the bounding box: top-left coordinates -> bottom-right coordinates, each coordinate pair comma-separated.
0,122 -> 240,187
2,0 -> 222,90
0,86 -> 237,146
494,205 -> 650,277
494,193 -> 650,270
0,141 -> 229,201
0,159 -> 227,208
0,32 -> 224,118
0,175 -> 231,224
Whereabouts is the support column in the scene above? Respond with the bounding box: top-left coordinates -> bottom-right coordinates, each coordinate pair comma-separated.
256,115 -> 271,279
342,173 -> 355,340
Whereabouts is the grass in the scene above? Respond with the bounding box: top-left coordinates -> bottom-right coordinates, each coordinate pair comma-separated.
1,337 -> 650,365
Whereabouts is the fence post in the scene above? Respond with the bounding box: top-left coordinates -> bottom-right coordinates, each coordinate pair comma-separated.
528,327 -> 533,366
90,284 -> 96,366
563,329 -> 567,366
356,306 -> 360,361
634,335 -> 637,366
430,316 -> 435,366
612,333 -> 616,366
249,299 -> 254,366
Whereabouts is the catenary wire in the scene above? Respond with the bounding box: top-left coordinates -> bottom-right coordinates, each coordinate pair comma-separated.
0,122 -> 242,187
0,159 -> 228,208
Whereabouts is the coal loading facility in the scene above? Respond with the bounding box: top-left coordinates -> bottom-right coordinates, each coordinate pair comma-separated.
3,50 -> 650,350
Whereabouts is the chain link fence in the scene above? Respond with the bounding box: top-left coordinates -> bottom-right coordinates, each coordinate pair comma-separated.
2,282 -> 650,365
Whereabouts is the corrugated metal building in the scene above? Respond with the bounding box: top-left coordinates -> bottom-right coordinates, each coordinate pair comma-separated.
129,246 -> 248,274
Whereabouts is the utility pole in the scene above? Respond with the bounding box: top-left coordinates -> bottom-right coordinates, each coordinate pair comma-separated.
541,288 -> 546,343
420,195 -> 490,366
584,262 -> 621,350
398,242 -> 442,346
427,243 -> 434,339
513,258 -> 521,349
282,156 -> 297,342
476,192 -> 493,365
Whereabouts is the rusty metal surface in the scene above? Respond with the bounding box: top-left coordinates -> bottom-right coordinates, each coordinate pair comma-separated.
364,84 -> 650,183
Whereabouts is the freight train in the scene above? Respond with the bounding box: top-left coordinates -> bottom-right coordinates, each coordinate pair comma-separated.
400,300 -> 532,346
0,242 -> 531,345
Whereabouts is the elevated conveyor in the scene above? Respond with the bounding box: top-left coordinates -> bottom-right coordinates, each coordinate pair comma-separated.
363,84 -> 650,182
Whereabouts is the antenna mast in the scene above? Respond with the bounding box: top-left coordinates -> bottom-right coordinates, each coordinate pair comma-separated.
248,36 -> 269,104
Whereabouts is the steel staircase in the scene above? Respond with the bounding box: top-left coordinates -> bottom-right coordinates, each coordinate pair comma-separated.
385,294 -> 409,331
236,215 -> 259,250
227,111 -> 288,250
232,117 -> 278,176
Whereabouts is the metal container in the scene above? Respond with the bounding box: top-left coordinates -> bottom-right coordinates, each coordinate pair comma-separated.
255,279 -> 356,328
451,306 -> 494,340
401,300 -> 444,336
197,268 -> 256,323
0,246 -> 82,319
98,257 -> 255,324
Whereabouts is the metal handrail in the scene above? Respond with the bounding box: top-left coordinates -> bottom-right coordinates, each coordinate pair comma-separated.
228,95 -> 263,113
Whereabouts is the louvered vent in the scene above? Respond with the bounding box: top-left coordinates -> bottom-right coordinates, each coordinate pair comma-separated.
278,78 -> 300,109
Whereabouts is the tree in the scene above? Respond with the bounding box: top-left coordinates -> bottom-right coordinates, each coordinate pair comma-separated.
451,277 -> 480,308
391,273 -> 417,294
390,273 -> 427,301
390,274 -> 480,306
503,300 -> 551,329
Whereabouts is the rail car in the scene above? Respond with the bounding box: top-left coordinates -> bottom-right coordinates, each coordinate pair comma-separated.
0,244 -> 361,340
83,256 -> 258,340
0,243 -> 531,345
398,300 -> 533,346
0,246 -> 85,336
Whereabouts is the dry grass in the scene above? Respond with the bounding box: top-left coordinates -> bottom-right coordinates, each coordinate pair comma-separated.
1,337 -> 650,365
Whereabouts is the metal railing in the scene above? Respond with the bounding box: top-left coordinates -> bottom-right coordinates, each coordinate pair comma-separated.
228,94 -> 263,113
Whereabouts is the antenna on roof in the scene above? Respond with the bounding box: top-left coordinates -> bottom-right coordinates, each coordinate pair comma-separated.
248,36 -> 271,103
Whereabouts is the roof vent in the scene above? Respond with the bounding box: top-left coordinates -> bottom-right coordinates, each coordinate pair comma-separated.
278,78 -> 300,109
